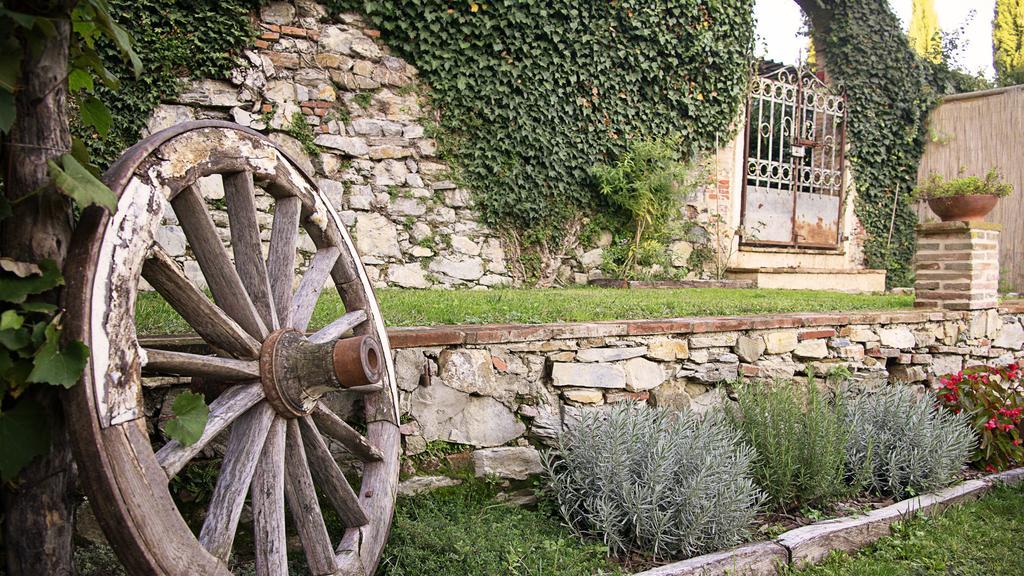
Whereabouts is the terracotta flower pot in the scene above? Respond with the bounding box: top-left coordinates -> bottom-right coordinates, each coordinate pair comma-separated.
927,194 -> 1000,222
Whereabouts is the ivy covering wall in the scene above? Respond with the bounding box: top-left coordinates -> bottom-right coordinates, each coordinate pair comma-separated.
335,0 -> 755,236
76,0 -> 257,167
808,0 -> 972,287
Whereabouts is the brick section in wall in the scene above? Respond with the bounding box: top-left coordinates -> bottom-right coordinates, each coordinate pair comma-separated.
914,222 -> 1001,311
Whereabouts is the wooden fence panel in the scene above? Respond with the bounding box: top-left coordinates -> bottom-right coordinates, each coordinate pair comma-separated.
916,86 -> 1024,292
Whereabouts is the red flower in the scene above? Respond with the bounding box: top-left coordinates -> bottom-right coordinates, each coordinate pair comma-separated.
986,418 -> 999,430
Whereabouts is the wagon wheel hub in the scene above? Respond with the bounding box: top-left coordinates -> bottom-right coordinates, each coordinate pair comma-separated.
260,330 -> 383,418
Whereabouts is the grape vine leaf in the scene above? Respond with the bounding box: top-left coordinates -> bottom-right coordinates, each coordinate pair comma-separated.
47,153 -> 117,212
27,317 -> 89,388
0,399 -> 51,481
0,259 -> 63,303
164,391 -> 210,447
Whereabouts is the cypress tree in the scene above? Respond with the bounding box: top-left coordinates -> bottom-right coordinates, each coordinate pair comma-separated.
908,0 -> 942,63
993,0 -> 1024,86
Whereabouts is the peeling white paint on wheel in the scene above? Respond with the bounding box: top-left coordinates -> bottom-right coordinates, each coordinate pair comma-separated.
90,178 -> 162,427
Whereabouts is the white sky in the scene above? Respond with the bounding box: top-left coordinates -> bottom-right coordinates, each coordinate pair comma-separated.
754,0 -> 996,77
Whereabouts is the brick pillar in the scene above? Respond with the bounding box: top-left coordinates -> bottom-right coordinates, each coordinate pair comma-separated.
914,222 -> 1000,310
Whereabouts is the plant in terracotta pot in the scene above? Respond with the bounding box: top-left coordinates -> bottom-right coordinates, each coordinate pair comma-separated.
915,167 -> 1014,222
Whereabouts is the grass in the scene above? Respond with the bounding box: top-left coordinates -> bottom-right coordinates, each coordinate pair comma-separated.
788,484 -> 1024,575
378,479 -> 622,576
135,287 -> 912,335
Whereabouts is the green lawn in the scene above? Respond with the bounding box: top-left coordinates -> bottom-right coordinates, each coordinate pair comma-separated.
789,484 -> 1024,576
135,287 -> 912,335
378,479 -> 622,576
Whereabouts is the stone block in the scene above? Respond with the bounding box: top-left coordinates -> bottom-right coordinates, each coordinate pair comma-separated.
472,447 -> 543,480
793,339 -> 828,359
354,212 -> 401,258
624,357 -> 666,392
848,328 -> 880,343
878,327 -> 916,349
576,347 -> 646,362
398,476 -> 461,497
428,256 -> 485,281
551,363 -> 626,389
410,382 -> 525,447
735,335 -> 766,363
388,263 -> 431,288
647,337 -> 690,361
994,321 -> 1024,350
689,333 -> 739,348
764,331 -> 799,354
562,388 -> 604,404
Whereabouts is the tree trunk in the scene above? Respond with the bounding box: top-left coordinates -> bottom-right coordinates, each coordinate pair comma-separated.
0,10 -> 77,576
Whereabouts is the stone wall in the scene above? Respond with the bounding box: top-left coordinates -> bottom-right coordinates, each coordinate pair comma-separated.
389,304 -> 1024,478
145,0 -> 868,290
146,1 -> 515,289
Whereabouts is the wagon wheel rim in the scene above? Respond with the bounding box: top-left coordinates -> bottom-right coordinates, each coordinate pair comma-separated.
63,120 -> 400,576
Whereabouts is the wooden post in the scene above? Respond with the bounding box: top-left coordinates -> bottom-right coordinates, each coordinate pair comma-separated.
0,6 -> 77,575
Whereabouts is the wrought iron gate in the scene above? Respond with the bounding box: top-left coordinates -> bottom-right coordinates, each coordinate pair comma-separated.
741,66 -> 847,248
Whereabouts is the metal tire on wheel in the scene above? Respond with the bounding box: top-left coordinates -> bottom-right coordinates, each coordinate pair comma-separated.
64,121 -> 400,576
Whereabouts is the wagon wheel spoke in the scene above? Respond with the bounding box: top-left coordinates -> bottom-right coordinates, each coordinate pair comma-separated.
155,382 -> 265,478
308,309 -> 368,344
290,246 -> 341,331
312,402 -> 383,463
284,419 -> 338,576
267,196 -> 301,328
199,401 -> 276,561
252,417 -> 288,576
224,171 -> 279,330
142,246 -> 261,359
172,184 -> 268,340
142,348 -> 260,380
299,416 -> 369,527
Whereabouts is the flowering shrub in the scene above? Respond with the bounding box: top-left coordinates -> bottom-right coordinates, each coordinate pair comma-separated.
937,363 -> 1024,471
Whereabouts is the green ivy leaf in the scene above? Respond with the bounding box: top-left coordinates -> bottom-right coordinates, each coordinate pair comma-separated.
1,310 -> 24,331
27,317 -> 89,388
0,327 -> 30,352
163,391 -> 210,447
0,399 -> 51,482
47,153 -> 117,212
0,259 -> 63,303
79,96 -> 112,136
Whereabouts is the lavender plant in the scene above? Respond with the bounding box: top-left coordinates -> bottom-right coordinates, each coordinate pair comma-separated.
542,403 -> 760,561
845,386 -> 977,498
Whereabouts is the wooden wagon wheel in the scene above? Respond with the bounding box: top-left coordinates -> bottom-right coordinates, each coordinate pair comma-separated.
63,120 -> 400,576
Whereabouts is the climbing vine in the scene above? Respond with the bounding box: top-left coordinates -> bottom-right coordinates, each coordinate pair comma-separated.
334,0 -> 755,238
811,0 -> 975,286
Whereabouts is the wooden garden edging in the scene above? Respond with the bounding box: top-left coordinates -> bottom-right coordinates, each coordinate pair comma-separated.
632,466 -> 1024,576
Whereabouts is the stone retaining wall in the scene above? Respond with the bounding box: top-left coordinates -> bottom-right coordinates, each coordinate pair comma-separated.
390,304 -> 1024,477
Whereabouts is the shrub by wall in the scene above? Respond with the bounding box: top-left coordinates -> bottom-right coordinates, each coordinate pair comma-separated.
332,0 -> 754,239
544,403 -> 760,561
845,385 -> 976,498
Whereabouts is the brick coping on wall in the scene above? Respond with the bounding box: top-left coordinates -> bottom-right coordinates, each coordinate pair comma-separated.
137,302 -> 1024,351
386,301 -> 1024,349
